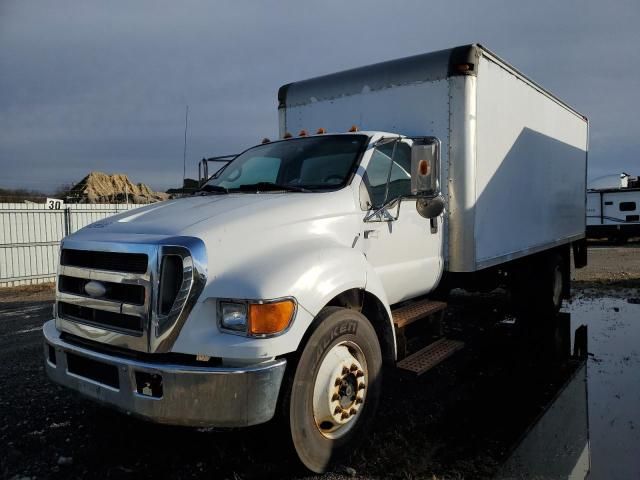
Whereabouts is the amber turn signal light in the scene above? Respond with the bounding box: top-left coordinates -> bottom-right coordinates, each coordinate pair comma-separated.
454,63 -> 473,73
419,159 -> 430,175
249,300 -> 295,335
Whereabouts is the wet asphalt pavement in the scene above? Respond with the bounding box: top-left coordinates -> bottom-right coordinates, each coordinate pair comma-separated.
1,283 -> 639,479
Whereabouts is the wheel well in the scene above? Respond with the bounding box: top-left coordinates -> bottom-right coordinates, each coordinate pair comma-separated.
326,289 -> 395,365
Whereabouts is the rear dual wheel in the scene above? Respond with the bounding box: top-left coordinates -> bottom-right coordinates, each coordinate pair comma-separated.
286,307 -> 382,473
512,250 -> 567,318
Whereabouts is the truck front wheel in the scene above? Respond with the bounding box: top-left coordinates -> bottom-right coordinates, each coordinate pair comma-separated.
286,307 -> 382,473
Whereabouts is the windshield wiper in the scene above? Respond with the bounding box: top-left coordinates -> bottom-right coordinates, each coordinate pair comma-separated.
234,182 -> 310,193
199,184 -> 229,194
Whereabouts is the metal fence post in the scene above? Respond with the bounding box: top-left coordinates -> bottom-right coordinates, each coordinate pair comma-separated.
63,206 -> 71,236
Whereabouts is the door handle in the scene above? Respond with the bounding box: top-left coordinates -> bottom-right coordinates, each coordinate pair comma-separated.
364,229 -> 378,239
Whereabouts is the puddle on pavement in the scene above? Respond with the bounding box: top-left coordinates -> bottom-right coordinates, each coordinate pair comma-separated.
495,361 -> 589,479
569,296 -> 640,480
493,296 -> 639,480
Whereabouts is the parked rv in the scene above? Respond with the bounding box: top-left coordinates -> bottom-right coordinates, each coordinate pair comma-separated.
587,174 -> 640,242
43,44 -> 588,472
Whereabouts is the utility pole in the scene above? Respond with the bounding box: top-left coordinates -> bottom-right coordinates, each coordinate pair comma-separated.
183,105 -> 189,190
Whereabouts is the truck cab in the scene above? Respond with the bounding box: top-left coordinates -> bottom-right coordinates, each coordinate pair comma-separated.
44,130 -> 447,469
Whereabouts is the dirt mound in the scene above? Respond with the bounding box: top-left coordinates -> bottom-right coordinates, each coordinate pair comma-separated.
68,172 -> 169,204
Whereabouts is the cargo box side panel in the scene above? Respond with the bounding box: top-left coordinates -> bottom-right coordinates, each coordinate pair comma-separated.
282,80 -> 450,142
474,55 -> 587,269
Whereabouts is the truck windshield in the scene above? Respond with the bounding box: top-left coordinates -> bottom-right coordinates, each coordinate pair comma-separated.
204,135 -> 368,192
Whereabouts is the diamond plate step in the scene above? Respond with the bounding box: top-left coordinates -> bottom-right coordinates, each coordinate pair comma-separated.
396,338 -> 464,375
392,300 -> 447,329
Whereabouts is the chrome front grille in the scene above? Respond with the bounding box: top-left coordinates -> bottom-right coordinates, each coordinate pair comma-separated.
57,301 -> 144,335
58,275 -> 145,305
55,238 -> 207,354
55,245 -> 153,353
61,248 -> 148,273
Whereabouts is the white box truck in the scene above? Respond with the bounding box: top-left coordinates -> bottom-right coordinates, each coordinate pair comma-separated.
43,44 -> 588,472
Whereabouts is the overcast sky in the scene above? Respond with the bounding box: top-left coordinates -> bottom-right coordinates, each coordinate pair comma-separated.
1,0 -> 638,192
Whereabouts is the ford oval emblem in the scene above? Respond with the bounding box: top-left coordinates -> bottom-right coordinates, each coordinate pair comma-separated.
84,280 -> 107,298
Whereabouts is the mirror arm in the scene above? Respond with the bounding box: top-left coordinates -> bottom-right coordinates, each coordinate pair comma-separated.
363,196 -> 404,222
364,193 -> 445,222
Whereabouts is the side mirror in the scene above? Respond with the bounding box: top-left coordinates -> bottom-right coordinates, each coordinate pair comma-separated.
410,138 -> 440,196
416,195 -> 445,219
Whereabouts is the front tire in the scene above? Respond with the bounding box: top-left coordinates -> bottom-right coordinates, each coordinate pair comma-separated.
287,307 -> 382,473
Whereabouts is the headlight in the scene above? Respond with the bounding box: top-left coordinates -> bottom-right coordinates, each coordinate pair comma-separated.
220,302 -> 248,332
219,299 -> 296,337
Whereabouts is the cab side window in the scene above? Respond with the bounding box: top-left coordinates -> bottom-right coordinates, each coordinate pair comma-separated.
363,140 -> 412,208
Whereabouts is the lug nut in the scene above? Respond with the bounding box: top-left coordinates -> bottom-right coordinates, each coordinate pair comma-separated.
331,393 -> 340,401
358,383 -> 366,390
350,364 -> 358,371
356,370 -> 364,378
334,406 -> 343,414
341,411 -> 349,420
342,366 -> 349,375
349,408 -> 357,416
334,378 -> 341,386
355,397 -> 363,404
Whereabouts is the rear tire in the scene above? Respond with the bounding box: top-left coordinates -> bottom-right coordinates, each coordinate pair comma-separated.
285,307 -> 382,473
511,251 -> 567,318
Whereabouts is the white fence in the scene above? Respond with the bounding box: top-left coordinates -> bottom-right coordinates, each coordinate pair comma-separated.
0,203 -> 143,287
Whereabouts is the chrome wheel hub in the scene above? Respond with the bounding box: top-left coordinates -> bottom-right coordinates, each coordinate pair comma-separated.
312,341 -> 367,439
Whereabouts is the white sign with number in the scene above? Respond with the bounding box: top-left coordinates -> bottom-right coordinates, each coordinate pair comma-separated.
46,198 -> 64,210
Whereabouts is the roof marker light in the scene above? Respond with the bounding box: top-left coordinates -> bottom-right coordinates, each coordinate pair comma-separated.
298,130 -> 308,137
261,138 -> 271,144
316,128 -> 326,134
283,132 -> 293,139
348,125 -> 359,132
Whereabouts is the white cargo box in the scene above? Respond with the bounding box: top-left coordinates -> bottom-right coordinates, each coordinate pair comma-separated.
279,44 -> 588,272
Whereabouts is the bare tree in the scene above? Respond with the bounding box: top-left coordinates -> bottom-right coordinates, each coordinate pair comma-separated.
50,182 -> 76,202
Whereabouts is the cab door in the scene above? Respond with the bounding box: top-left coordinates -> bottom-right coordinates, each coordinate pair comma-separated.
358,139 -> 443,305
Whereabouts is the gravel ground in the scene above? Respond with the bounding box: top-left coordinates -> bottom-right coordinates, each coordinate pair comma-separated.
0,283 -> 55,304
1,245 -> 638,480
574,241 -> 640,286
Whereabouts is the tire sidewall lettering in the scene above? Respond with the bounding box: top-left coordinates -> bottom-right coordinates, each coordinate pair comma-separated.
314,320 -> 358,364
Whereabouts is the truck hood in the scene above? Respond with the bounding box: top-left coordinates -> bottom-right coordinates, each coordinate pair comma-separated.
72,191 -> 359,240
79,195 -> 279,235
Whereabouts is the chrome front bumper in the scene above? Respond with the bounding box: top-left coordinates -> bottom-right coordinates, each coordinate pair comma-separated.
43,320 -> 286,427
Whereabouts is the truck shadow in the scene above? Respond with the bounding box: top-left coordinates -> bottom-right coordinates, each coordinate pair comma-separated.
65,290 -> 587,479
